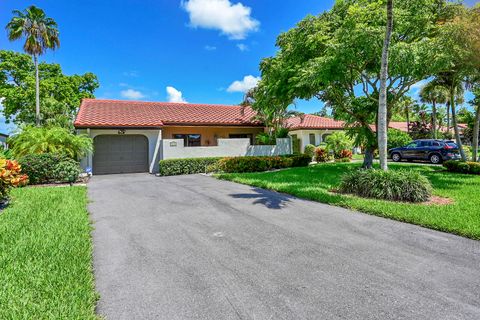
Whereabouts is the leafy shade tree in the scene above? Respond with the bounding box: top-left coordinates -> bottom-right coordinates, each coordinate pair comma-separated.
419,81 -> 447,139
0,51 -> 98,128
8,126 -> 93,159
6,5 -> 60,126
377,0 -> 394,170
472,88 -> 480,161
250,0 -> 453,168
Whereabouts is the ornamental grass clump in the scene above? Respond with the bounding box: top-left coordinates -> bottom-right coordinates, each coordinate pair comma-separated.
339,169 -> 432,203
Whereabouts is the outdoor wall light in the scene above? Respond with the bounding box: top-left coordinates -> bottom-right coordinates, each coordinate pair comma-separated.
118,129 -> 126,135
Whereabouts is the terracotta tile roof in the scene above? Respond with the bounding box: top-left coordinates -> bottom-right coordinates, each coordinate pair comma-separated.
285,114 -> 345,130
74,99 -> 262,128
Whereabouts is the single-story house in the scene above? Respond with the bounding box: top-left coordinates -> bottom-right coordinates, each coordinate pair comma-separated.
285,114 -> 346,152
74,99 -> 291,175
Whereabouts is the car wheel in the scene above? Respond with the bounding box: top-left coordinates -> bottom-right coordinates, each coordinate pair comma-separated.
391,153 -> 402,162
429,153 -> 442,164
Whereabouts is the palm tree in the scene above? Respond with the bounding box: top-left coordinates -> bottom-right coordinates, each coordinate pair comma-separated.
6,6 -> 60,126
378,0 -> 394,171
436,73 -> 466,160
419,81 -> 447,139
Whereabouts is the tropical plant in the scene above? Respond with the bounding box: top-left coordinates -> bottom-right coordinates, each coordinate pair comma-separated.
6,6 -> 60,126
325,132 -> 353,158
419,81 -> 448,139
0,159 -> 28,200
314,148 -> 330,163
339,169 -> 432,203
0,51 -> 98,128
18,153 -> 79,184
8,126 -> 93,159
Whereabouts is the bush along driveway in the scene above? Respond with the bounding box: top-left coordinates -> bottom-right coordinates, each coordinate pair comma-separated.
88,173 -> 480,320
0,186 -> 97,319
218,162 -> 480,240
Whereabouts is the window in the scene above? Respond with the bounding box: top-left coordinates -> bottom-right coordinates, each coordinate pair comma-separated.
173,134 -> 201,147
420,141 -> 431,147
309,134 -> 316,145
432,141 -> 441,147
406,142 -> 419,148
229,134 -> 253,144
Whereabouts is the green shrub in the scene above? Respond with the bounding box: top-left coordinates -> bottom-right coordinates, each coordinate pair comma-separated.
304,144 -> 315,159
18,153 -> 81,185
335,157 -> 351,163
158,157 -> 222,176
9,126 -> 93,159
255,132 -> 275,145
387,128 -> 412,150
339,169 -> 432,202
52,159 -> 81,183
443,160 -> 480,175
288,154 -> 312,167
315,147 -> 331,162
218,156 -> 292,173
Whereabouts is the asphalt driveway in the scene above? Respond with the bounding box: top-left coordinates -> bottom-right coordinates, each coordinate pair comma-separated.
88,173 -> 480,320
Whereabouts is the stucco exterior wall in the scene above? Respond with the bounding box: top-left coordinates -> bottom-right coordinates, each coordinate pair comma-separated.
162,138 -> 291,160
289,129 -> 343,152
77,128 -> 162,174
161,126 -> 264,146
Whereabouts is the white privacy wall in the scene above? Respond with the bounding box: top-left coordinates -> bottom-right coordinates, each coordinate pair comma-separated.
162,138 -> 292,160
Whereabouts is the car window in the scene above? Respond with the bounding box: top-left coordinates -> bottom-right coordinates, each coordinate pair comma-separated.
406,142 -> 418,148
446,142 -> 458,148
420,141 -> 431,147
432,141 -> 441,146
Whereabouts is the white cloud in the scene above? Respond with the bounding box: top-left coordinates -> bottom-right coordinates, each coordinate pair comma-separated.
166,86 -> 187,103
236,43 -> 248,51
120,89 -> 145,100
204,45 -> 217,51
227,75 -> 260,93
182,0 -> 259,40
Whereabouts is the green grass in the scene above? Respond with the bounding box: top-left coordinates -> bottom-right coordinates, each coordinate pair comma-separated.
0,186 -> 98,319
217,162 -> 480,240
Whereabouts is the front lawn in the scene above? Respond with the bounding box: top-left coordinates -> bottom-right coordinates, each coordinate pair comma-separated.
0,186 -> 97,319
218,163 -> 480,240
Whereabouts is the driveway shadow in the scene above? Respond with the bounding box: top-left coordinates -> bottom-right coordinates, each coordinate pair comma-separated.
229,188 -> 291,209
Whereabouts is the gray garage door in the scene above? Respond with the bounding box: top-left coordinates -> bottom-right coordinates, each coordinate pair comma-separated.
93,135 -> 149,175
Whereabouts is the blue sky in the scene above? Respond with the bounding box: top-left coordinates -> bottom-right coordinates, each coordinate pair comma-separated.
0,0 -> 478,133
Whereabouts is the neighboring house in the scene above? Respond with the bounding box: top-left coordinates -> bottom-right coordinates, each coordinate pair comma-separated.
285,114 -> 345,152
74,99 -> 291,175
0,133 -> 9,149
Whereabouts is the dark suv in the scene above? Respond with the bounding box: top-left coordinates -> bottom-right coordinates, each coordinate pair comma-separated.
389,139 -> 461,164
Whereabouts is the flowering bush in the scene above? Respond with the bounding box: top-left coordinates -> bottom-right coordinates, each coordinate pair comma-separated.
0,159 -> 28,200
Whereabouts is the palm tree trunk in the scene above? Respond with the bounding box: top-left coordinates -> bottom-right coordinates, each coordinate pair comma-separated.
432,100 -> 437,139
450,86 -> 466,161
34,54 -> 40,126
473,105 -> 480,162
378,0 -> 394,171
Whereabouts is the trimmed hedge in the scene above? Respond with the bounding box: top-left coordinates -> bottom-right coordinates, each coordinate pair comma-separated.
218,154 -> 311,173
443,160 -> 480,174
304,144 -> 316,159
339,169 -> 432,203
158,157 -> 223,176
19,153 -> 81,185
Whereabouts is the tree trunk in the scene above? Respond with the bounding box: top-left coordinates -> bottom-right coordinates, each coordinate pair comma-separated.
432,100 -> 437,139
473,104 -> 480,162
34,55 -> 41,126
362,147 -> 375,169
446,101 -> 450,135
450,86 -> 466,161
377,0 -> 394,171
406,107 -> 410,133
